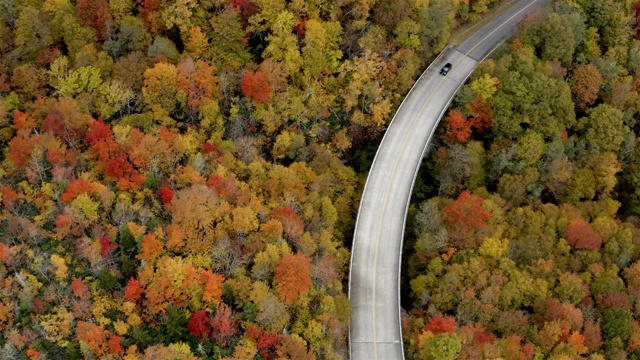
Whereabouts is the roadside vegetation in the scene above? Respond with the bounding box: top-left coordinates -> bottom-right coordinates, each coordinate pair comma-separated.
403,1 -> 640,359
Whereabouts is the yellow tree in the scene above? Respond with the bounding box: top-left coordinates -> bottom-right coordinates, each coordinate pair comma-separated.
167,185 -> 230,255
263,11 -> 303,74
301,19 -> 343,79
142,62 -> 187,126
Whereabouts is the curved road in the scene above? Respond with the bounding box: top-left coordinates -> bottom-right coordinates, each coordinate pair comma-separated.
348,1 -> 549,359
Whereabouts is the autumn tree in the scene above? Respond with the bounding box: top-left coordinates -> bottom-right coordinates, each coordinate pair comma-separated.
11,63 -> 45,101
142,62 -> 186,126
76,321 -> 108,357
274,253 -> 313,305
443,109 -> 472,143
424,316 -> 457,334
166,185 -> 226,255
187,310 -> 211,340
176,58 -> 218,115
441,190 -> 492,248
211,304 -> 237,347
564,218 -> 602,250
241,71 -> 272,105
469,97 -> 492,133
572,64 -> 603,110
271,206 -> 304,241
124,278 -> 144,302
85,119 -> 146,190
76,0 -> 113,40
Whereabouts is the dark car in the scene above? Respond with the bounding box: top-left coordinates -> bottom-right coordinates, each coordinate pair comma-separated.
440,63 -> 452,75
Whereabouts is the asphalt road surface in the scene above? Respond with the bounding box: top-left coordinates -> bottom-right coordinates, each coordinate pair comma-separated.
348,1 -> 549,359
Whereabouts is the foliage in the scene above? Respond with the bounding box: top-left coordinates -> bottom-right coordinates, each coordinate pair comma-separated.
405,2 -> 640,358
1,0 -> 619,358
241,71 -> 272,105
274,252 -> 313,305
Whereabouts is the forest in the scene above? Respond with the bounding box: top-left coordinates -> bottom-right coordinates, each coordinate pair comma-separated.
403,0 -> 640,359
0,0 -> 504,358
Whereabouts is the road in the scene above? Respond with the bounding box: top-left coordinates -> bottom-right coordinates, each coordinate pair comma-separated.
348,1 -> 549,359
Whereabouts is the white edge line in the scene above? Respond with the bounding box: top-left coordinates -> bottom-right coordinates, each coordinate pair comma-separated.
347,0 -> 547,357
347,44 -> 450,355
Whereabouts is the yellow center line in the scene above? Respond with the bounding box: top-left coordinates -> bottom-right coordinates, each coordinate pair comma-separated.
368,1 -> 541,358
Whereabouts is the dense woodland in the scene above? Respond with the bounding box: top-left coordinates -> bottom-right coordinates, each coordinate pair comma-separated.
0,0 -> 504,358
403,0 -> 640,359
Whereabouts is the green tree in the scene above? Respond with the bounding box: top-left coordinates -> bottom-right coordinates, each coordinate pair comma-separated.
164,304 -> 189,343
524,13 -> 576,66
579,104 -> 627,154
421,333 -> 462,360
600,308 -> 632,342
555,272 -> 586,304
491,47 -> 575,139
263,11 -> 302,74
301,19 -> 343,79
208,7 -> 252,71
13,7 -> 52,60
417,2 -> 452,59
584,0 -> 625,49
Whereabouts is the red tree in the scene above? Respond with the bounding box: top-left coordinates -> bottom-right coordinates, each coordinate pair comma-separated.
210,304 -> 237,347
635,1 -> 640,39
157,187 -> 174,206
99,235 -> 118,259
564,218 -> 602,250
12,112 -> 36,137
124,278 -> 144,302
271,206 -> 304,240
26,345 -> 40,359
85,119 -> 116,161
108,335 -> 124,355
188,310 -> 212,339
274,253 -> 313,305
71,278 -> 90,300
597,292 -> 633,311
206,174 -> 224,192
443,109 -> 471,143
85,120 -> 145,190
583,319 -> 602,352
7,136 -> 36,171
200,141 -> 219,155
0,243 -> 11,266
33,298 -> 44,313
423,315 -> 456,334
469,97 -> 492,133
76,0 -> 113,40
60,179 -> 94,203
229,0 -> 258,24
43,99 -> 91,144
474,329 -> 495,345
1,186 -> 20,210
246,325 -> 279,360
241,71 -> 272,105
441,191 -> 493,247
104,154 -> 146,190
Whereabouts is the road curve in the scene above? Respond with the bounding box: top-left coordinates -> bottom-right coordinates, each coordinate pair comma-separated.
348,1 -> 549,359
